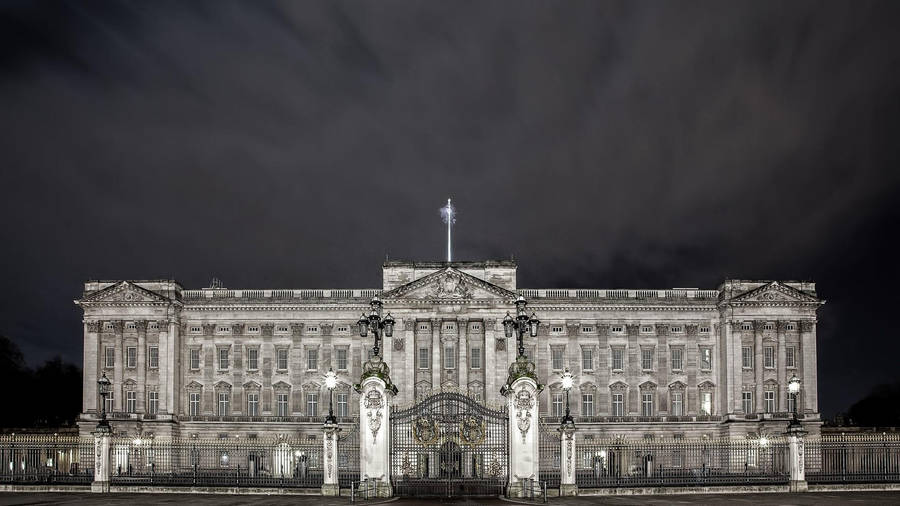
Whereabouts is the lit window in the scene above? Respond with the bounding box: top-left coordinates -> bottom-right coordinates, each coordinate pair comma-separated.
764,391 -> 776,413
105,347 -> 115,368
671,348 -> 684,371
641,393 -> 654,416
189,392 -> 200,416
336,348 -> 348,370
444,346 -> 456,369
742,392 -> 753,414
247,348 -> 258,370
700,391 -> 712,415
418,348 -> 429,369
612,393 -> 624,416
218,348 -> 229,370
551,347 -> 565,370
611,348 -> 624,371
786,347 -> 796,368
277,348 -> 289,370
641,349 -> 654,371
218,392 -> 230,415
307,349 -> 318,370
582,394 -> 595,416
700,347 -> 712,371
742,347 -> 754,369
276,393 -> 288,416
126,391 -> 136,413
148,346 -> 158,369
147,391 -> 158,415
126,347 -> 136,368
764,346 -> 775,368
671,391 -> 683,416
247,393 -> 259,416
470,348 -> 482,369
306,393 -> 318,416
582,348 -> 593,371
552,393 -> 564,417
336,393 -> 348,417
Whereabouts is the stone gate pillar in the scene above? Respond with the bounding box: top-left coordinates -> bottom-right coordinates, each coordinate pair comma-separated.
356,355 -> 397,497
502,355 -> 542,498
559,422 -> 577,496
787,424 -> 808,492
91,424 -> 111,493
322,420 -> 341,496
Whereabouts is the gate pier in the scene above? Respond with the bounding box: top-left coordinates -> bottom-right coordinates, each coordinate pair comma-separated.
356,359 -> 396,498
503,355 -> 543,498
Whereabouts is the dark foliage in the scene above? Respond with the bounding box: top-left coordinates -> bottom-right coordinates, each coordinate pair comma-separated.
0,335 -> 82,428
847,382 -> 900,428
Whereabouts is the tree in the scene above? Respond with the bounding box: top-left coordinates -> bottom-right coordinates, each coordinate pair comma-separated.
847,382 -> 900,427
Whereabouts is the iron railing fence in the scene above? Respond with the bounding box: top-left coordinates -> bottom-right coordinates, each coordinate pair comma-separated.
806,433 -> 900,484
338,423 -> 360,489
0,434 -> 94,485
106,435 -> 323,488
537,423 -> 560,488
576,437 -> 789,488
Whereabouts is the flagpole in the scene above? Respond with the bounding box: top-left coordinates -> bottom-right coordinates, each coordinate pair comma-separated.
447,198 -> 452,262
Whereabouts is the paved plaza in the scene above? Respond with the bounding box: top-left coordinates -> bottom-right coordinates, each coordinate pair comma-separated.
1,492 -> 900,505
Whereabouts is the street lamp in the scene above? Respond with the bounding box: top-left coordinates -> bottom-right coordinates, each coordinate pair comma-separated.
502,295 -> 540,358
97,373 -> 112,428
560,367 -> 575,426
357,296 -> 394,357
788,374 -> 802,428
324,367 -> 337,424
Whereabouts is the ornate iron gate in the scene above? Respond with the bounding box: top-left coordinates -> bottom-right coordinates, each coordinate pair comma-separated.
390,391 -> 508,497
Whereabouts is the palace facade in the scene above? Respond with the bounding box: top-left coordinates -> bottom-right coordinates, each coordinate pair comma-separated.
75,260 -> 823,440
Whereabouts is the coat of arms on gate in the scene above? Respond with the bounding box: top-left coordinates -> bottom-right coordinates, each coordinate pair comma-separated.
412,415 -> 440,446
459,415 -> 486,446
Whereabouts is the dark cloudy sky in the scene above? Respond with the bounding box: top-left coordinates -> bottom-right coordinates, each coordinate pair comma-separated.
2,0 -> 900,418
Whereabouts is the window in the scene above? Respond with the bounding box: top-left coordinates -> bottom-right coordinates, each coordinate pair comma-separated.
189,392 -> 200,416
126,391 -> 136,413
471,323 -> 481,331
641,349 -> 653,371
611,326 -> 623,333
641,325 -> 653,333
248,326 -> 260,333
787,392 -> 797,414
764,391 -> 775,413
218,326 -> 230,333
582,394 -> 595,416
741,323 -> 752,330
699,326 -> 710,333
306,326 -> 318,333
444,346 -> 456,369
126,322 -> 136,330
337,393 -> 348,417
671,391 -> 683,416
582,326 -> 593,333
277,326 -> 289,333
149,322 -> 159,330
276,393 -> 288,416
611,348 -> 624,371
307,349 -> 318,370
764,346 -> 775,368
418,323 -> 428,331
105,322 -> 115,330
148,346 -> 158,369
786,346 -> 796,368
126,347 -> 136,368
742,347 -> 753,369
671,348 -> 683,372
444,323 -> 455,331
147,392 -> 158,415
764,323 -> 774,331
190,326 -> 201,333
742,392 -> 753,414
551,347 -> 565,370
700,391 -> 712,415
418,348 -> 429,369
552,393 -> 564,417
306,393 -> 318,416
786,323 -> 795,331
105,391 -> 114,413
218,392 -> 230,415
641,393 -> 654,416
277,349 -> 289,370
247,348 -> 259,370
470,348 -> 482,369
247,393 -> 259,416
700,348 -> 712,371
105,347 -> 115,368
218,348 -> 229,370
551,326 -> 563,334
582,348 -> 593,371
612,393 -> 624,416
670,326 -> 682,333
336,325 -> 349,333
336,348 -> 348,370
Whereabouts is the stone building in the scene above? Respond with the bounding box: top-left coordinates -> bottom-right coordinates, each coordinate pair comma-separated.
75,260 -> 823,440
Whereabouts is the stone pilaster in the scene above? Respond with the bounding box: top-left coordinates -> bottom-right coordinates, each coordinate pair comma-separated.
800,320 -> 817,414
84,321 -> 100,413
754,320 -> 764,413
459,318 -> 469,389
777,321 -> 788,412
113,321 -> 124,411
431,318 -> 440,389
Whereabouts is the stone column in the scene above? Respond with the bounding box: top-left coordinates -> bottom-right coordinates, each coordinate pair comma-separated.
777,321 -> 788,412
358,374 -> 394,497
787,425 -> 808,492
754,321 -> 764,413
113,321 -> 124,411
136,320 -> 147,412
322,421 -> 341,496
458,318 -> 469,389
485,319 -> 497,403
91,425 -> 111,493
431,318 -> 441,389
506,375 -> 540,498
559,423 -> 577,496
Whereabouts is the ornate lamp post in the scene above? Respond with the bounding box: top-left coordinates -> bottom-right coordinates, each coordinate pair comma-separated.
357,296 -> 395,357
97,373 -> 112,429
788,374 -> 802,429
560,367 -> 575,426
324,367 -> 337,424
502,295 -> 540,358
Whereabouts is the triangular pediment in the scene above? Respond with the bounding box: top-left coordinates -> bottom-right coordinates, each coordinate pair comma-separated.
80,281 -> 170,305
729,281 -> 819,304
185,380 -> 203,390
382,267 -> 516,301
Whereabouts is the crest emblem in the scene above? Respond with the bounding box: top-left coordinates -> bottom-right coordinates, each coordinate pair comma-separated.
459,415 -> 486,446
413,415 -> 440,446
431,274 -> 472,299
